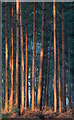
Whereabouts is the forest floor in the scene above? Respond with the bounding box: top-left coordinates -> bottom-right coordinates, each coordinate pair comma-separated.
2,108 -> 74,120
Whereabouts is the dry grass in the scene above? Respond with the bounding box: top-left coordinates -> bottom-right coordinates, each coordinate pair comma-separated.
2,107 -> 74,119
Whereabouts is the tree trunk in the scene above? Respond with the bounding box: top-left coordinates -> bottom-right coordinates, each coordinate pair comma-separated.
40,34 -> 46,110
16,1 -> 19,108
57,3 -> 61,113
37,2 -> 45,111
45,30 -> 52,110
20,3 -> 24,112
25,14 -> 28,109
62,3 -> 66,111
9,3 -> 13,112
5,3 -> 8,112
18,3 -> 21,116
32,2 -> 35,111
68,37 -> 71,109
53,2 -> 57,112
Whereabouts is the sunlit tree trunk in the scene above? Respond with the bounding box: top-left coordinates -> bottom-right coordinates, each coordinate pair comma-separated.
62,3 -> 66,111
16,1 -> 19,108
53,2 -> 57,112
25,15 -> 28,109
5,3 -> 8,112
37,3 -> 45,111
57,4 -> 61,112
32,2 -> 35,111
9,3 -> 13,112
20,3 -> 24,112
68,37 -> 71,109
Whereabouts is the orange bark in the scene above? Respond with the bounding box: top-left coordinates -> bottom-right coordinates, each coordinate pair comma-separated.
5,4 -> 8,112
16,1 -> 19,108
57,4 -> 61,112
20,3 -> 24,111
53,2 -> 57,112
32,2 -> 35,111
37,3 -> 45,111
9,4 -> 13,112
25,16 -> 28,109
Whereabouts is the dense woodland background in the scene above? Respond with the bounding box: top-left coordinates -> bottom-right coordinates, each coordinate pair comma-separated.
2,2 -> 74,118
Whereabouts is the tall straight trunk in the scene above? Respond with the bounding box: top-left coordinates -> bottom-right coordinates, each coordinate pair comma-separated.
18,3 -> 21,116
25,15 -> 28,109
45,31 -> 52,110
40,35 -> 46,110
57,4 -> 61,113
20,3 -> 24,112
16,1 -> 19,108
37,3 -> 45,111
68,37 -> 71,109
62,3 -> 66,111
53,2 -> 57,112
5,3 -> 8,112
32,2 -> 35,111
9,4 -> 13,112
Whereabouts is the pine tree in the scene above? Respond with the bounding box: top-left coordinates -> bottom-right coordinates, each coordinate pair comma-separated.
32,2 -> 35,111
9,3 -> 13,112
16,1 -> 19,108
57,3 -> 61,113
37,3 -> 45,111
20,3 -> 24,112
5,3 -> 8,112
25,12 -> 28,109
62,3 -> 66,111
53,2 -> 57,112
